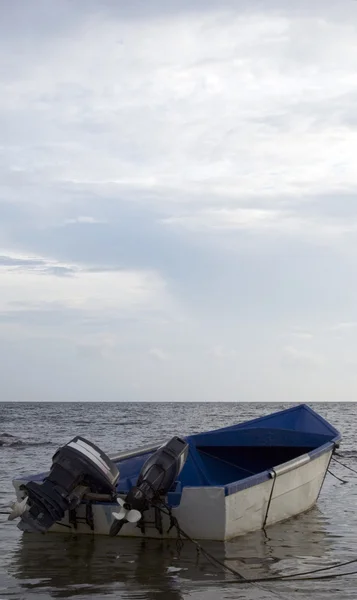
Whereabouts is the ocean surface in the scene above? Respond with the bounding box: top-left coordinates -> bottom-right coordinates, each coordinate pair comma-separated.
0,402 -> 357,600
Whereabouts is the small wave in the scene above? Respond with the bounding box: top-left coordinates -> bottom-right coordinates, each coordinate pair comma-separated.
336,450 -> 357,458
109,420 -> 153,426
334,451 -> 357,464
0,434 -> 52,448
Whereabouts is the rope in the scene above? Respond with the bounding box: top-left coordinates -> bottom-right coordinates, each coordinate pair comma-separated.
263,470 -> 276,530
224,568 -> 357,584
127,477 -> 357,587
332,456 -> 357,476
328,469 -> 348,484
162,502 -> 286,600
149,497 -> 357,589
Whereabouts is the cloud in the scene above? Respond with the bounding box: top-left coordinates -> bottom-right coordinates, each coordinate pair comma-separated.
162,206 -> 357,240
63,216 -> 106,225
209,345 -> 236,360
0,255 -> 45,268
0,253 -> 78,280
0,251 -> 170,333
290,332 -> 314,341
76,333 -> 118,360
1,1 -> 357,401
2,6 -> 357,202
149,348 -> 170,361
281,346 -> 324,370
330,322 -> 357,332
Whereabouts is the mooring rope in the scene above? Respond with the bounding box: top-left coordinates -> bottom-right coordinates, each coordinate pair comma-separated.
328,468 -> 348,484
150,495 -> 357,591
332,456 -> 357,476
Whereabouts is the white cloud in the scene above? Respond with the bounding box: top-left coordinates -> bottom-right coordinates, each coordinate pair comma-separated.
76,333 -> 119,361
3,8 -> 357,205
330,322 -> 357,332
290,332 -> 314,341
209,345 -> 236,359
63,216 -> 106,225
281,345 -> 324,370
0,251 -> 168,314
2,2 -> 357,401
149,347 -> 170,361
162,207 -> 357,239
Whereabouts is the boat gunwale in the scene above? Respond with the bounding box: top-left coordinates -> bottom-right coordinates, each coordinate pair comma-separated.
223,440 -> 336,497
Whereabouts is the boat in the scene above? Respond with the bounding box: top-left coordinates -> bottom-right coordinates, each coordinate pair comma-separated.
9,404 -> 341,541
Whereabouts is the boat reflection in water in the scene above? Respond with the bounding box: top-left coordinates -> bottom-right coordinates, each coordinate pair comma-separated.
7,506 -> 337,600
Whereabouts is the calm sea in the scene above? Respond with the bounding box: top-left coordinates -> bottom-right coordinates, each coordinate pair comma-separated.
1,402 -> 356,600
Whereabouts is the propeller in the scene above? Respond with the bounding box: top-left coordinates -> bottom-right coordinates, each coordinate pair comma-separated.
112,497 -> 141,524
7,497 -> 28,521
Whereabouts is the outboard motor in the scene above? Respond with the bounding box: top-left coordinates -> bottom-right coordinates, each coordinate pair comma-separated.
9,436 -> 119,533
110,436 -> 188,536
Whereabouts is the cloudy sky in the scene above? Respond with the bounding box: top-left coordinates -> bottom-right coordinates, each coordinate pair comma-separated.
1,0 -> 357,402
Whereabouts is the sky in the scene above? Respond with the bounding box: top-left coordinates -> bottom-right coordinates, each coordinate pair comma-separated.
1,0 -> 357,402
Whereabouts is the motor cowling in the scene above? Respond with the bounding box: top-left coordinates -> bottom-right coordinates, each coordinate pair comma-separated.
14,436 -> 119,533
110,436 -> 188,535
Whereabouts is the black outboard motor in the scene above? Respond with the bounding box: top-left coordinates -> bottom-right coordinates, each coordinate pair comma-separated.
12,436 -> 119,533
110,436 -> 188,536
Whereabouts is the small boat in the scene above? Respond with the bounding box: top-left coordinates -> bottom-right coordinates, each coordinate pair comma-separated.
9,404 -> 341,541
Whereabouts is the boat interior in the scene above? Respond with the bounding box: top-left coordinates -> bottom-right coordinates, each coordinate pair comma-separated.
115,405 -> 339,503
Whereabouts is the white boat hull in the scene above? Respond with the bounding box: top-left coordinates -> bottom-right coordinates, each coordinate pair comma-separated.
13,445 -> 333,541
